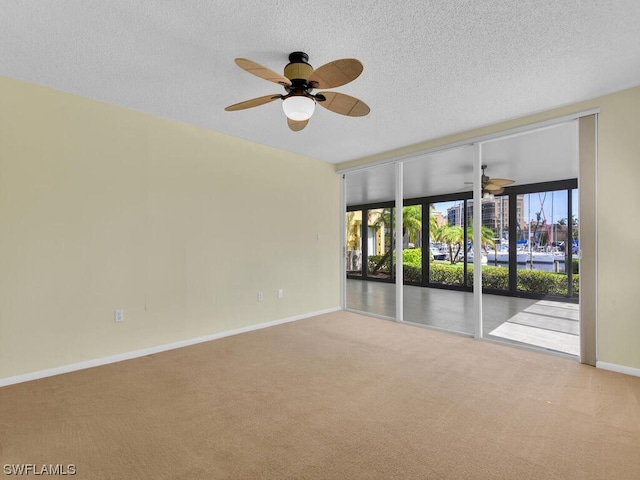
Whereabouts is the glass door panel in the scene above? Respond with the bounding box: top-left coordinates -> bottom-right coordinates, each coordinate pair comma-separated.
344,161 -> 396,320
485,188 -> 579,357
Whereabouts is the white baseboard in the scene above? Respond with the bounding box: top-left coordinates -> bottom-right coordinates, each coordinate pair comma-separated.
596,361 -> 640,378
0,306 -> 341,388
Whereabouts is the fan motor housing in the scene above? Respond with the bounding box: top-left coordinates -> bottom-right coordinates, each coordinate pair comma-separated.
284,51 -> 313,82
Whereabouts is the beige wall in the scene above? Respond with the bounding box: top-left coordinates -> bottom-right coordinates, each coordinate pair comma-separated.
0,76 -> 340,379
338,85 -> 640,371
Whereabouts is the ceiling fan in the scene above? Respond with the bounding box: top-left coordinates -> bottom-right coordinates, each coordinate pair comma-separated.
465,165 -> 515,198
224,51 -> 370,131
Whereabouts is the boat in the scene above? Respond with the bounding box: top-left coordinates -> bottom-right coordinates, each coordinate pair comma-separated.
485,246 -> 566,264
466,250 -> 488,265
528,251 -> 565,264
486,247 -> 528,264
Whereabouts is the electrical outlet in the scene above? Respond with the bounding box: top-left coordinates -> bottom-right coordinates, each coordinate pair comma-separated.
114,309 -> 124,322
278,289 -> 284,299
257,292 -> 263,302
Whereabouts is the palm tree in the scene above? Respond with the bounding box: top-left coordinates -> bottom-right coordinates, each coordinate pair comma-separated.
432,224 -> 496,264
402,205 -> 422,248
433,225 -> 464,264
571,214 -> 579,245
531,211 -> 545,247
428,204 -> 439,240
345,211 -> 361,251
369,206 -> 423,274
466,225 -> 496,253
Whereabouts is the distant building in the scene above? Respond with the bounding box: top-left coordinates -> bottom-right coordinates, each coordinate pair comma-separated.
446,197 -> 525,240
447,203 -> 464,228
432,211 -> 447,228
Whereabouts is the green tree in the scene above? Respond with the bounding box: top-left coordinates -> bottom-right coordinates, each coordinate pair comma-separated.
427,204 -> 440,240
433,225 -> 464,264
432,224 -> 496,264
467,225 -> 497,253
571,214 -> 579,244
402,205 -> 422,247
557,215 -> 579,246
370,206 -> 423,273
345,211 -> 361,251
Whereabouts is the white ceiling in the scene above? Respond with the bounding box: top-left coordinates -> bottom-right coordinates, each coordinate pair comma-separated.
345,120 -> 578,205
1,1 -> 639,164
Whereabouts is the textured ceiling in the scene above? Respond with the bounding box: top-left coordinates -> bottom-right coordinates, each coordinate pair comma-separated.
1,1 -> 639,164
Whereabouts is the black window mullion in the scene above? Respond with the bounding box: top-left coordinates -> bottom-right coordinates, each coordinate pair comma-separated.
422,201 -> 429,286
508,193 -> 517,294
463,200 -> 469,287
390,207 -> 394,282
567,188 -> 573,298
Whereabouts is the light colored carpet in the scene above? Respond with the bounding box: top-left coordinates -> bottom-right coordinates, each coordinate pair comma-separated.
1,311 -> 639,479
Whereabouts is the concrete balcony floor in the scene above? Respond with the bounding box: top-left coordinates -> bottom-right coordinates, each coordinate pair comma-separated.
347,279 -> 579,357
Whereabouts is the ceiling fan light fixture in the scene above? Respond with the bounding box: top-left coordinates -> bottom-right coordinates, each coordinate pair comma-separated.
483,191 -> 495,200
226,52 -> 369,131
282,95 -> 315,121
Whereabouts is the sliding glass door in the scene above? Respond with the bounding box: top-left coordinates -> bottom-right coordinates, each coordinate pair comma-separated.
342,117 -> 587,359
483,182 -> 579,355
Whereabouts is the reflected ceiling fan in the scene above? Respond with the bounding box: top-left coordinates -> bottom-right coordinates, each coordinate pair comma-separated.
465,165 -> 515,198
224,51 -> 370,131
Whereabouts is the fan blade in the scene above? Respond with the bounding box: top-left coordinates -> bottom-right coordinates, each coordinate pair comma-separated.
234,58 -> 292,86
308,59 -> 363,89
317,92 -> 370,117
224,94 -> 281,111
484,183 -> 504,192
488,178 -> 515,186
287,118 -> 308,131
493,187 -> 505,195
